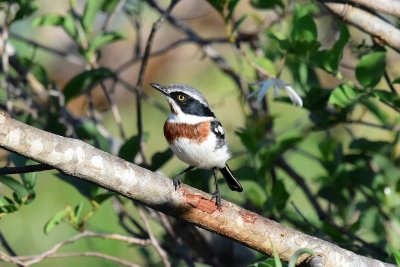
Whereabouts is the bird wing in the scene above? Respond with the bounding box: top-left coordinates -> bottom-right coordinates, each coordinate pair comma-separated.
211,120 -> 226,149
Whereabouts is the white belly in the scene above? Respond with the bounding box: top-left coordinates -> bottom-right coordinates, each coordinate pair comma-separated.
169,134 -> 230,169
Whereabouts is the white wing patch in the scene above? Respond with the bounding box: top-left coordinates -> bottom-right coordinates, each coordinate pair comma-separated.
216,125 -> 224,136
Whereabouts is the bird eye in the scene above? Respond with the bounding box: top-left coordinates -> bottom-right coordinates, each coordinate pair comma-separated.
177,94 -> 186,101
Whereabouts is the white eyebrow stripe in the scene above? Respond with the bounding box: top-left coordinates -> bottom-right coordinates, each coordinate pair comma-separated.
168,88 -> 208,106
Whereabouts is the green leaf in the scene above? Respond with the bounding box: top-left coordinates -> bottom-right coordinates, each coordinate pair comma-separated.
44,209 -> 68,234
89,31 -> 125,52
242,180 -> 267,207
250,0 -> 284,9
312,25 -> 350,73
290,5 -> 320,55
350,138 -> 391,154
232,14 -> 248,34
118,135 -> 140,162
361,99 -> 389,125
101,0 -> 120,13
328,84 -> 365,109
82,0 -> 105,32
207,0 -> 239,21
288,248 -> 315,267
14,1 -> 38,21
32,13 -> 78,41
0,176 -> 29,199
392,77 -> 400,84
373,154 -> 400,183
32,14 -> 64,27
57,173 -> 99,199
63,13 -> 79,41
20,160 -> 38,189
0,197 -> 17,213
149,148 -> 174,171
372,90 -> 400,111
254,57 -> 276,76
355,51 -> 386,87
63,68 -> 115,103
92,192 -> 114,204
74,202 -> 84,218
270,180 -> 289,209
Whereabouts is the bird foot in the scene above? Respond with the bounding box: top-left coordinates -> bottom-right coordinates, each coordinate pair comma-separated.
172,177 -> 182,190
211,190 -> 222,207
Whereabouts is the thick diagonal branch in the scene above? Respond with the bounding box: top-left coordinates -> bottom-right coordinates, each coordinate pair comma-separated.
0,112 -> 394,267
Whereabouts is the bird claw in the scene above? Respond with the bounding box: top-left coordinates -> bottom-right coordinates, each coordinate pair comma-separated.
172,177 -> 181,190
211,190 -> 222,206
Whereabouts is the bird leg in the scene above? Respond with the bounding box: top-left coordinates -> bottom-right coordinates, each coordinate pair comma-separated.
172,166 -> 195,190
211,168 -> 221,206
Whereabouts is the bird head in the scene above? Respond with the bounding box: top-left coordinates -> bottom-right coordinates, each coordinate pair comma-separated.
150,83 -> 215,119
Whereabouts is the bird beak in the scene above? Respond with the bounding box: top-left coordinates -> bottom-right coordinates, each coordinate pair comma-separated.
150,83 -> 169,96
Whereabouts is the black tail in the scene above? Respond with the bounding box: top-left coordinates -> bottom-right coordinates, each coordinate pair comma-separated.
219,165 -> 243,192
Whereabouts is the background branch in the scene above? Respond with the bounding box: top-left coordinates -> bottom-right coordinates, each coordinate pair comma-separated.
320,1 -> 400,52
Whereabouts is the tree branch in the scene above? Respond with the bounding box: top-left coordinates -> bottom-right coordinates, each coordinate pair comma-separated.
320,1 -> 400,53
349,0 -> 400,17
0,112 -> 394,267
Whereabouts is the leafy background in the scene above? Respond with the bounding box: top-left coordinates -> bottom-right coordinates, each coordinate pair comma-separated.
0,0 -> 399,266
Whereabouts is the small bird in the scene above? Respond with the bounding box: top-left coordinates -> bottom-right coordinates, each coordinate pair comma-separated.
150,83 -> 243,206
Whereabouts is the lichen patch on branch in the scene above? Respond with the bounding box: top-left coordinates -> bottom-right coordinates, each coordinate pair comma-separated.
90,155 -> 105,172
29,139 -> 44,154
7,128 -> 22,147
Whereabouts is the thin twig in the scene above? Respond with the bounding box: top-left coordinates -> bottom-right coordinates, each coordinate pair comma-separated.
383,71 -> 397,95
134,0 -> 180,165
276,156 -> 328,220
0,250 -> 24,266
0,164 -> 53,175
139,210 -> 171,267
147,0 -> 248,97
32,252 -> 142,267
99,82 -> 127,140
18,230 -> 150,266
111,197 -> 149,238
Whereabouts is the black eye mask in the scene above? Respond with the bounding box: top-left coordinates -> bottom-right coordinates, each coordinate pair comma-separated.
169,92 -> 215,117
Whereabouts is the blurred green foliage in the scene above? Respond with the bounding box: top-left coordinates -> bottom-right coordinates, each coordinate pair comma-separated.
0,0 -> 400,266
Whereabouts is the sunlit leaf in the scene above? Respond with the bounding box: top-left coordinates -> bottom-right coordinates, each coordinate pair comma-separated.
0,197 -> 17,213
328,84 -> 365,109
0,176 -> 29,199
361,99 -> 390,125
63,68 -> 115,103
356,51 -> 386,87
44,209 -> 68,234
312,25 -> 350,73
89,31 -> 125,52
82,0 -> 106,32
32,14 -> 64,27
